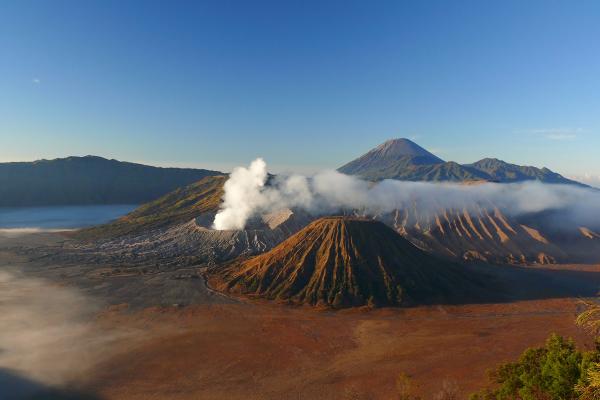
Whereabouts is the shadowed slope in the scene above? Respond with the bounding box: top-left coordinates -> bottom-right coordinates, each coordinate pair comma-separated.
358,160 -> 489,182
0,155 -> 223,207
211,217 -> 488,307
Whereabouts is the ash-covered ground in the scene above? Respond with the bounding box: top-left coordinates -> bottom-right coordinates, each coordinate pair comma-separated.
2,229 -> 600,400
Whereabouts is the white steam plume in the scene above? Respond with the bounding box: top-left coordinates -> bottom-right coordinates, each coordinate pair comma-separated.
212,158 -> 314,230
213,158 -> 600,231
212,158 -> 268,230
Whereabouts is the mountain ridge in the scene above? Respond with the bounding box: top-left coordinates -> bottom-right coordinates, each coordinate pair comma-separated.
0,155 -> 224,207
79,169 -> 599,264
338,138 -> 585,186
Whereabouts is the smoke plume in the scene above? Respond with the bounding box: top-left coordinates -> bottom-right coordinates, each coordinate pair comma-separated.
213,158 -> 600,231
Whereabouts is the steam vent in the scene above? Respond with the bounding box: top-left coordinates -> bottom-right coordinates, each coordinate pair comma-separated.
209,217 -> 488,308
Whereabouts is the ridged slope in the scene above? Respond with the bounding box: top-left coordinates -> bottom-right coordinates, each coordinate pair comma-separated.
357,160 -> 489,182
379,206 -> 570,264
211,217 -> 486,307
80,174 -> 598,264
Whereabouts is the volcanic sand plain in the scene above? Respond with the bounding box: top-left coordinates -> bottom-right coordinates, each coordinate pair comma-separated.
1,231 -> 599,400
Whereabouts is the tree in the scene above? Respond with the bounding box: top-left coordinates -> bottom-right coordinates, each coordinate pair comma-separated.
576,299 -> 600,400
471,298 -> 600,400
470,334 -> 592,400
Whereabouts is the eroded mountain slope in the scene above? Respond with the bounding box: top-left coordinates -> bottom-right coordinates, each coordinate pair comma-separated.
210,217 -> 489,307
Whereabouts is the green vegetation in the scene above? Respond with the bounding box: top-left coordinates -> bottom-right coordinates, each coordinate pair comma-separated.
471,301 -> 600,400
576,300 -> 600,400
77,175 -> 226,240
470,334 -> 597,400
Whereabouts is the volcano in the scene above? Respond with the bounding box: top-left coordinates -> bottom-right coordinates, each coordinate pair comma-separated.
210,217 -> 488,308
338,138 -> 583,185
338,138 -> 445,175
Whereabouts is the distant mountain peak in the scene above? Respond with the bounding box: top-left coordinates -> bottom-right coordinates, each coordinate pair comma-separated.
338,138 -> 445,176
477,157 -> 501,163
371,138 -> 444,162
338,139 -> 586,186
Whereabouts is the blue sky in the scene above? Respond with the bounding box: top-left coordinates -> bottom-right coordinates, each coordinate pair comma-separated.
1,1 -> 599,184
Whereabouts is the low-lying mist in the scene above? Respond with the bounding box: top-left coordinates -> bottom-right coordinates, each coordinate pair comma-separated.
0,270 -> 133,398
0,228 -> 76,235
213,158 -> 600,231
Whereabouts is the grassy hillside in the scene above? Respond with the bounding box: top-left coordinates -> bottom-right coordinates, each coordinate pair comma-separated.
77,175 -> 226,240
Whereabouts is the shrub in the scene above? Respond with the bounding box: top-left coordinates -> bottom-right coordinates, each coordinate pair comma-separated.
470,334 -> 597,400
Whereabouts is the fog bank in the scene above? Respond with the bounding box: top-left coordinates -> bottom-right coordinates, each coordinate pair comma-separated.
0,270 -> 132,398
213,158 -> 600,230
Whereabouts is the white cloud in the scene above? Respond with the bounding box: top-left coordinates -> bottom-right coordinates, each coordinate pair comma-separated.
569,173 -> 600,188
213,158 -> 600,230
32,78 -> 40,84
544,132 -> 578,141
520,128 -> 583,141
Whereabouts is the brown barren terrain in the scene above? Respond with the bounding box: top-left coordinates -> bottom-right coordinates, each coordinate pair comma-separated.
86,298 -> 595,400
1,232 -> 599,400
212,217 -> 490,307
